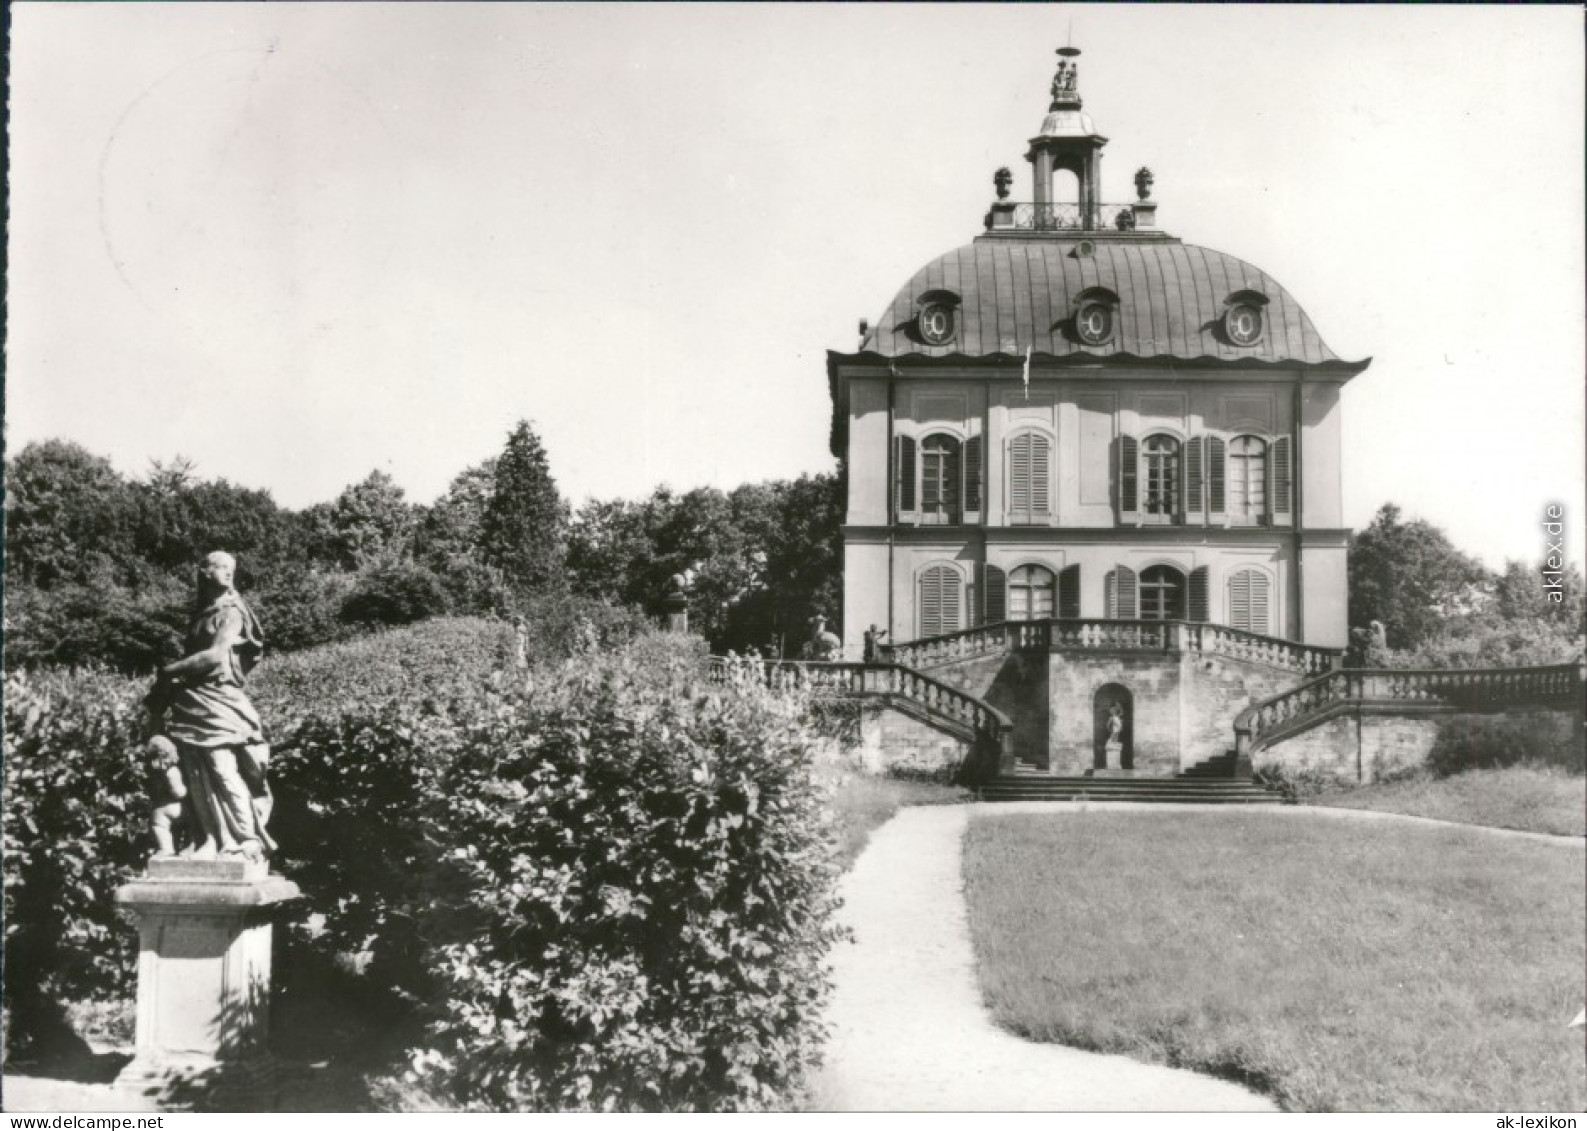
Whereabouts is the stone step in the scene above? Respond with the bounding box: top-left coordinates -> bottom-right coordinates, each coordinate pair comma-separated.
1016,776 -> 1261,787
982,791 -> 1282,803
981,773 -> 1284,805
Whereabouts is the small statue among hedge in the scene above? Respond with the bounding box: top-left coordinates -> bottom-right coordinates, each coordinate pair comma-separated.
142,551 -> 277,863
145,735 -> 188,858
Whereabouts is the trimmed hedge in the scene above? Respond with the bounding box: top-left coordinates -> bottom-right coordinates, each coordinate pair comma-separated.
3,668 -> 148,1020
402,632 -> 843,1111
4,615 -> 844,1110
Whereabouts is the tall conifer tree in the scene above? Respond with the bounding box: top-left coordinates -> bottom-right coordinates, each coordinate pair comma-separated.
480,420 -> 568,597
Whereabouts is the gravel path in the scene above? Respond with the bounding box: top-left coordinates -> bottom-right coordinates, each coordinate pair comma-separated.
808,803 -> 1277,1112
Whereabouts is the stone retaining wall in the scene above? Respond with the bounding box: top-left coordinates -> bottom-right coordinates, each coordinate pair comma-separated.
1257,707 -> 1583,785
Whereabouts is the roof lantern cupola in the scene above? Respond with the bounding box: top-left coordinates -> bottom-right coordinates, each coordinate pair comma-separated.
985,46 -> 1159,235
1028,45 -> 1108,228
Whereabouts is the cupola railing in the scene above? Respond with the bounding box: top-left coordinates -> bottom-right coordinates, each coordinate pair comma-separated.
994,202 -> 1146,233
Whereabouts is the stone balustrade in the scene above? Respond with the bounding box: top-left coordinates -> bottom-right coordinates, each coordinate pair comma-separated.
883,618 -> 1341,674
706,657 -> 1014,769
1233,660 -> 1587,763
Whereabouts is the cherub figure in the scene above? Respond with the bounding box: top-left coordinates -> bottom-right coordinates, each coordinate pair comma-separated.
146,735 -> 188,858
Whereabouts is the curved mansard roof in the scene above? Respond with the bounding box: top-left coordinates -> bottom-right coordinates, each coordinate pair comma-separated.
839,236 -> 1367,372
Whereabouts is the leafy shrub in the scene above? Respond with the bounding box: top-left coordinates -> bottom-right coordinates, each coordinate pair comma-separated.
341,561 -> 452,627
4,578 -> 187,674
403,632 -> 844,1111
1425,712 -> 1586,778
2,668 -> 148,1052
251,569 -> 359,654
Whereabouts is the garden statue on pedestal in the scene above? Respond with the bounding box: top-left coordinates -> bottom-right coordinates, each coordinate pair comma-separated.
143,550 -> 275,862
116,550 -> 298,1111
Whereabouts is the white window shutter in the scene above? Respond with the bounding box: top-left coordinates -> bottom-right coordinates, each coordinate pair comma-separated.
919,565 -> 962,638
1032,434 -> 1051,517
1107,566 -> 1138,619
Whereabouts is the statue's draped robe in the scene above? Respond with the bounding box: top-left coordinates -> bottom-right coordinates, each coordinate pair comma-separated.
166,592 -> 271,853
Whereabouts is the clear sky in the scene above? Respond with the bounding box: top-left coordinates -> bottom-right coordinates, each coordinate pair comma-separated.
7,4 -> 1583,569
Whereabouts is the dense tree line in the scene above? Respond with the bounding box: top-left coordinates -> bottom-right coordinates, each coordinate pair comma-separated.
1347,503 -> 1585,667
3,425 -> 844,673
7,426 -> 1573,676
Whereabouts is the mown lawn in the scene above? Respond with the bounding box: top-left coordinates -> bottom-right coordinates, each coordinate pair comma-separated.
1303,765 -> 1585,838
963,810 -> 1586,1112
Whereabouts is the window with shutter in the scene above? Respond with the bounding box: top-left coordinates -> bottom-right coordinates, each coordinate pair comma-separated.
1008,565 -> 1056,621
920,434 -> 961,525
1008,432 -> 1052,524
896,435 -> 917,518
984,564 -> 1007,624
918,565 -> 962,638
1228,436 -> 1267,524
1139,565 -> 1186,621
1185,435 -> 1205,520
1228,569 -> 1271,634
1188,566 -> 1209,623
1118,435 -> 1139,522
1142,435 -> 1181,522
1271,435 -> 1293,525
965,435 -> 983,520
1208,435 -> 1227,519
1106,566 -> 1138,619
1058,564 -> 1081,618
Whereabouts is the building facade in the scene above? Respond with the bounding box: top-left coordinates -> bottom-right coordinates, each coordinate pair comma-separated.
829,48 -> 1369,659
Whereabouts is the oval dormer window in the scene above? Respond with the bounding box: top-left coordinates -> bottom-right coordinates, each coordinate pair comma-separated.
919,301 -> 955,345
1076,300 -> 1114,346
1226,303 -> 1263,346
915,289 -> 961,346
1222,290 -> 1270,347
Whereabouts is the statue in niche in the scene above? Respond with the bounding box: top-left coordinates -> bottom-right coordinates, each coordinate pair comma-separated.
144,551 -> 276,863
1103,702 -> 1125,766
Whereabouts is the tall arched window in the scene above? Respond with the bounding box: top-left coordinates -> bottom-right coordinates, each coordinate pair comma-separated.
1008,565 -> 1056,621
1007,432 -> 1052,524
1228,436 -> 1267,523
920,434 -> 962,524
1227,568 -> 1271,635
918,564 -> 962,638
1142,435 -> 1180,520
1138,565 -> 1186,621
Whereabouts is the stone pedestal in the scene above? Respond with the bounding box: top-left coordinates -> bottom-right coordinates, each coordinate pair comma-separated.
663,593 -> 689,634
114,858 -> 300,1111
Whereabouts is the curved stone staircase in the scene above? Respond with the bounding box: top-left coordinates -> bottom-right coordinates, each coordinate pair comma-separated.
711,633 -> 1584,805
